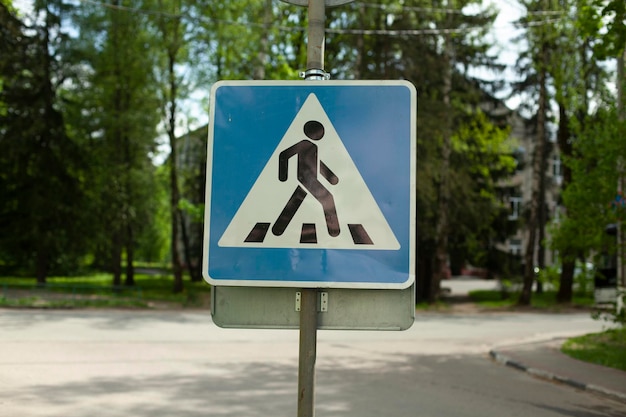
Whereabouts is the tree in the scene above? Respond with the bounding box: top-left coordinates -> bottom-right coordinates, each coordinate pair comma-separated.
0,1 -> 89,282
325,1 -> 512,302
556,108 -> 626,266
68,0 -> 161,286
513,0 -> 565,305
551,0 -> 626,300
188,0 -> 301,83
595,0 -> 626,290
550,0 -> 610,303
152,0 -> 188,292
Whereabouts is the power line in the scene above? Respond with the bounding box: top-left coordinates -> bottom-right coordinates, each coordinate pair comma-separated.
74,0 -> 566,37
355,1 -> 563,17
77,0 -> 180,18
353,1 -> 478,15
327,26 -> 473,36
518,17 -> 563,27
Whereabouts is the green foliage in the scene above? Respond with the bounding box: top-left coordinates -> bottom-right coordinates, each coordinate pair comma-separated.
0,0 -> 15,13
574,263 -> 595,295
135,165 -> 171,264
3,0 -> 621,299
468,289 -> 594,309
178,198 -> 204,224
586,0 -> 626,59
0,272 -> 211,308
452,111 -> 516,197
447,111 -> 516,268
64,0 -> 162,282
536,263 -> 595,295
562,327 -> 626,371
326,0 -> 513,299
537,265 -> 560,289
0,1 -> 92,279
468,289 -> 508,304
187,0 -> 303,82
552,108 -> 626,258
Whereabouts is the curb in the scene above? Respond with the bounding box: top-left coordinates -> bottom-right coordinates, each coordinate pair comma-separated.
489,350 -> 626,404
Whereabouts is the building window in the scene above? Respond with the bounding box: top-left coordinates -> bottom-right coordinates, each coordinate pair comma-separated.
508,196 -> 522,220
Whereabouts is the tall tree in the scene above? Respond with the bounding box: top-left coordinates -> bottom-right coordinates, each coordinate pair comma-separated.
325,1 -> 511,302
556,108 -> 626,283
552,0 -> 626,299
598,0 -> 626,290
153,0 -> 187,292
69,0 -> 160,286
514,0 -> 562,305
0,0 -> 88,282
552,0 -> 608,303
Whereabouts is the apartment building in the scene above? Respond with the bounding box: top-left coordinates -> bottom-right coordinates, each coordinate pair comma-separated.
493,105 -> 563,271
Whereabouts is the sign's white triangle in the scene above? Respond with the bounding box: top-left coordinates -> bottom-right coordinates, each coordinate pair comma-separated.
218,93 -> 400,250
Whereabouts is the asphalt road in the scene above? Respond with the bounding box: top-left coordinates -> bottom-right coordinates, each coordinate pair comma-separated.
1,308 -> 624,417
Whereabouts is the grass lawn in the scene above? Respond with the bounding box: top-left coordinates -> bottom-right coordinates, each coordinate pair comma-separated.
562,327 -> 626,372
467,289 -> 595,310
0,272 -> 211,309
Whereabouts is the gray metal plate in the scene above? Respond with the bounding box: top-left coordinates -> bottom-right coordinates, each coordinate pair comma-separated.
211,285 -> 415,330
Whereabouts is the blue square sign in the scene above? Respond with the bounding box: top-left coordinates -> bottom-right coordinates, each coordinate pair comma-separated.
203,80 -> 416,289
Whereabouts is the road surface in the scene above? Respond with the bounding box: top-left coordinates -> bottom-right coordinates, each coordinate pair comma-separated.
0,308 -> 624,416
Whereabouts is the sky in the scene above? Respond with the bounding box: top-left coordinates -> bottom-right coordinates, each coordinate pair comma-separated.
476,0 -> 525,108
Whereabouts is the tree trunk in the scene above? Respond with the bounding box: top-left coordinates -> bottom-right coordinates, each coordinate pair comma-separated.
36,247 -> 48,285
417,241 -> 434,304
557,257 -> 575,303
557,103 -> 575,303
179,210 -> 201,282
168,74 -> 184,294
170,141 -> 184,294
536,140 -> 548,294
125,223 -> 135,286
617,47 -> 625,290
111,233 -> 122,287
519,44 -> 549,306
431,35 -> 453,303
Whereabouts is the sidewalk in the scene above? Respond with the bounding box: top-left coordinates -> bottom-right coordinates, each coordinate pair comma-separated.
490,338 -> 626,403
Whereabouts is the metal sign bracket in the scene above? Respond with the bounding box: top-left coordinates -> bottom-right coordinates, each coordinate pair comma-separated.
295,291 -> 329,312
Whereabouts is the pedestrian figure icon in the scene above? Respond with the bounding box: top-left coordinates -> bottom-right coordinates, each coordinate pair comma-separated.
272,120 -> 340,239
217,92 -> 400,250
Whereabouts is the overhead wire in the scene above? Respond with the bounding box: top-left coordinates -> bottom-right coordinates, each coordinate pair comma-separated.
352,1 -> 476,15
73,0 -> 567,37
77,0 -> 181,18
354,1 -> 564,17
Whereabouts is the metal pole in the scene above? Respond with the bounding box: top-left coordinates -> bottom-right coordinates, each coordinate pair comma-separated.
306,0 -> 325,73
298,2 -> 325,416
297,289 -> 318,417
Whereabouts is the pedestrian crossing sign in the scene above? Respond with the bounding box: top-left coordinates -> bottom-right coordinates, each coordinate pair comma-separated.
203,80 -> 416,289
